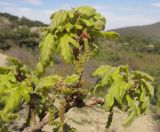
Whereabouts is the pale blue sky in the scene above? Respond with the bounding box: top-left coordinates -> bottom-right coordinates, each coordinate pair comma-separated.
0,0 -> 160,29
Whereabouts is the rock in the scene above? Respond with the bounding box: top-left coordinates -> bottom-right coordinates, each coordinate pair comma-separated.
43,106 -> 160,132
0,53 -> 7,66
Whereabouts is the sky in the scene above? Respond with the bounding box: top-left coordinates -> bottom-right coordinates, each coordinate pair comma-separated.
0,0 -> 160,29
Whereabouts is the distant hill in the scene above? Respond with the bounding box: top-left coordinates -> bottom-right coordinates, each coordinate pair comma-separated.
0,12 -> 46,30
0,12 -> 47,50
113,22 -> 160,42
1,12 -> 160,87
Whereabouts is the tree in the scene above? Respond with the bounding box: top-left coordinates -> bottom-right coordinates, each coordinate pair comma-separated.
0,6 -> 154,132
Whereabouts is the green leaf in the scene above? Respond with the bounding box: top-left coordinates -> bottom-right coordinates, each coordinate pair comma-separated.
94,20 -> 105,30
68,35 -> 79,48
0,83 -> 32,121
64,74 -> 79,85
58,36 -> 72,63
104,93 -> 114,111
7,57 -> 23,66
76,6 -> 96,18
140,85 -> 146,102
0,66 -> 12,75
35,75 -> 62,92
100,31 -> 119,39
51,10 -> 68,29
142,79 -> 154,96
140,97 -> 149,113
100,67 -> 121,87
93,64 -> 154,127
39,33 -> 55,64
57,26 -> 65,32
36,62 -> 44,75
123,109 -> 137,126
68,10 -> 74,18
92,65 -> 110,77
104,80 -> 130,110
57,34 -> 79,63
37,33 -> 55,74
74,24 -> 82,29
61,87 -> 73,95
81,19 -> 94,27
133,71 -> 154,82
123,95 -> 137,126
66,23 -> 73,32
94,13 -> 106,24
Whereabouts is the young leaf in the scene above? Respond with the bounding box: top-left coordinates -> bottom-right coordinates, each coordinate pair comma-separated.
101,31 -> 119,39
104,94 -> 114,111
0,83 -> 32,121
104,80 -> 130,110
61,87 -> 73,95
76,6 -> 96,17
37,33 -> 55,75
51,10 -> 68,29
93,13 -> 106,24
66,23 -> 73,32
39,33 -> 55,65
80,19 -> 94,27
7,56 -> 23,67
94,20 -> 105,30
92,65 -> 110,77
133,71 -> 154,82
0,66 -> 12,75
123,109 -> 137,126
64,74 -> 79,85
68,10 -> 74,18
142,79 -> 154,96
123,95 -> 137,126
57,34 -> 79,63
74,24 -> 82,30
35,75 -> 62,92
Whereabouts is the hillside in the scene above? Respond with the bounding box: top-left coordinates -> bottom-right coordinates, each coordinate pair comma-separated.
113,22 -> 160,42
0,12 -> 160,132
0,12 -> 46,29
0,12 -> 46,50
0,12 -> 160,87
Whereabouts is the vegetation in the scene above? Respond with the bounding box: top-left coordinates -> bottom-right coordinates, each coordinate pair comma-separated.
0,27 -> 40,50
0,6 -> 155,132
114,22 -> 160,42
0,13 -> 46,50
0,13 -> 46,28
1,12 -> 160,88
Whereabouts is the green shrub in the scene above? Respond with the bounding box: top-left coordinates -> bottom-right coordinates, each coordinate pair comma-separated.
0,6 -> 154,131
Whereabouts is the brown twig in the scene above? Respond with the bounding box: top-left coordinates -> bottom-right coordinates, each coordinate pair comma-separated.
22,97 -> 104,132
86,97 -> 104,106
23,113 -> 49,132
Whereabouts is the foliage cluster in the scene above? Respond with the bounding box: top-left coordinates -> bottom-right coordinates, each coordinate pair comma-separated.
0,27 -> 39,50
0,6 -> 154,132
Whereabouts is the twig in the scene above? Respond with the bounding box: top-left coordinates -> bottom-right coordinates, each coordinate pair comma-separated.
86,97 -> 104,106
23,97 -> 104,132
23,113 -> 49,132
